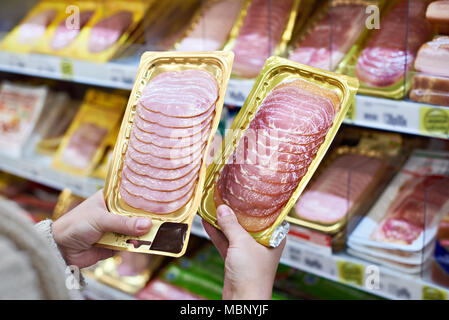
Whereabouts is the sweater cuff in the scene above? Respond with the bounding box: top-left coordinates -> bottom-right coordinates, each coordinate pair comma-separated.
34,219 -> 86,294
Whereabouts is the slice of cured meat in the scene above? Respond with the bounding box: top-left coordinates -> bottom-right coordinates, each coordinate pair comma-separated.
136,101 -> 215,128
120,184 -> 195,214
122,162 -> 200,192
355,0 -> 431,87
134,110 -> 213,138
214,186 -> 281,232
18,9 -> 57,44
124,155 -> 201,181
414,36 -> 449,78
133,124 -> 210,149
129,132 -> 206,160
232,0 -> 294,78
127,143 -> 206,169
140,70 -> 218,118
88,11 -> 133,53
50,10 -> 94,50
288,5 -> 366,71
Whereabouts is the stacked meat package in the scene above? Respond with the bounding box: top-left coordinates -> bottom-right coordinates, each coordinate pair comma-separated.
99,52 -> 233,257
348,149 -> 449,274
410,1 -> 449,107
286,131 -> 403,252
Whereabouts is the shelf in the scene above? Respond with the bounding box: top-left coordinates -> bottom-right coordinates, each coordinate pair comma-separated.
190,215 -> 449,301
0,152 -> 103,198
1,51 -> 447,140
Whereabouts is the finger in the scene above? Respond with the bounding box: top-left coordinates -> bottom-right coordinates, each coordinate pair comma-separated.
215,205 -> 252,246
94,212 -> 152,237
202,219 -> 228,260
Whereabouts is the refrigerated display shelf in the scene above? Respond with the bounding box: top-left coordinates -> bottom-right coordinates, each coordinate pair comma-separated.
1,51 -> 448,140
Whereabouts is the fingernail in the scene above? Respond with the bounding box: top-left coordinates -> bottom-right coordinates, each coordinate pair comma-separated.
217,205 -> 232,219
136,218 -> 151,231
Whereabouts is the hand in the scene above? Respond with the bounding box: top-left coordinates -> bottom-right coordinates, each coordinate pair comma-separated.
52,190 -> 152,269
202,204 -> 286,300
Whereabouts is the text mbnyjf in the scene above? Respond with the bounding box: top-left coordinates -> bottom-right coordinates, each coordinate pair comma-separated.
180,304 -> 269,317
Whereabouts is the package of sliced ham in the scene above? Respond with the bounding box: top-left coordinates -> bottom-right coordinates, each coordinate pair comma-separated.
99,51 -> 233,257
338,0 -> 432,99
288,0 -> 380,72
199,57 -> 358,247
287,139 -> 398,236
0,0 -> 64,53
223,0 -> 301,78
71,0 -> 150,62
51,89 -> 127,176
349,149 -> 449,254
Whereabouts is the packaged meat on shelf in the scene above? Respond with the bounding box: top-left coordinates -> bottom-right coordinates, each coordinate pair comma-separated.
348,149 -> 449,274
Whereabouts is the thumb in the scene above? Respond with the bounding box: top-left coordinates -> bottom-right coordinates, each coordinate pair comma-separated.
216,205 -> 252,246
95,212 -> 152,237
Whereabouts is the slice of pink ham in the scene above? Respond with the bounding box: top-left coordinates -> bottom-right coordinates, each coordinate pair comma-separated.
132,124 -> 210,149
134,110 -> 214,138
214,186 -> 282,232
139,70 -> 218,118
50,10 -> 94,50
88,11 -> 133,53
120,184 -> 195,214
127,143 -> 206,169
124,154 -> 201,181
122,162 -> 200,192
121,174 -> 196,202
129,131 -> 206,160
136,101 -> 215,128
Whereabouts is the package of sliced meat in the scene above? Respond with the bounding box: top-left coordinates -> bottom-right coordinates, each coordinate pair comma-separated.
349,149 -> 449,254
51,89 -> 126,176
338,0 -> 432,99
410,73 -> 449,107
0,0 -> 64,53
174,0 -> 246,52
287,139 -> 398,236
0,81 -> 49,157
33,0 -> 96,57
71,0 -> 150,62
223,0 -> 302,78
426,1 -> 449,35
288,0 -> 380,72
199,57 -> 359,247
99,51 -> 233,257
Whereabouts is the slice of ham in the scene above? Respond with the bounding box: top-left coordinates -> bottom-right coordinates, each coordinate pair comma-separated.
136,101 -> 215,128
120,184 -> 195,214
124,154 -> 201,181
134,110 -> 214,138
122,163 -> 200,192
129,131 -> 206,160
50,10 -> 93,50
139,70 -> 218,118
127,143 -> 206,169
355,0 -> 431,87
87,10 -> 133,53
133,124 -> 210,149
214,186 -> 281,232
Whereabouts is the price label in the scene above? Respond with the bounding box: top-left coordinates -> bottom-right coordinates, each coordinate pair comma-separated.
419,106 -> 449,138
422,285 -> 448,300
337,261 -> 364,286
60,59 -> 74,79
224,79 -> 254,106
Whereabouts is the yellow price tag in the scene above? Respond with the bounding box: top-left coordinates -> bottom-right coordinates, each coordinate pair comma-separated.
420,106 -> 449,138
60,59 -> 74,79
337,261 -> 364,286
422,286 -> 447,300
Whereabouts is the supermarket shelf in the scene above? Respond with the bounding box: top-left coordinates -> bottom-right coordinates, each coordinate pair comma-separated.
191,215 -> 449,301
0,152 -> 103,198
82,275 -> 136,300
1,51 -> 448,140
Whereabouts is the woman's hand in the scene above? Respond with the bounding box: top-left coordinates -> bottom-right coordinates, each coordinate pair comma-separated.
202,204 -> 286,300
52,190 -> 152,269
